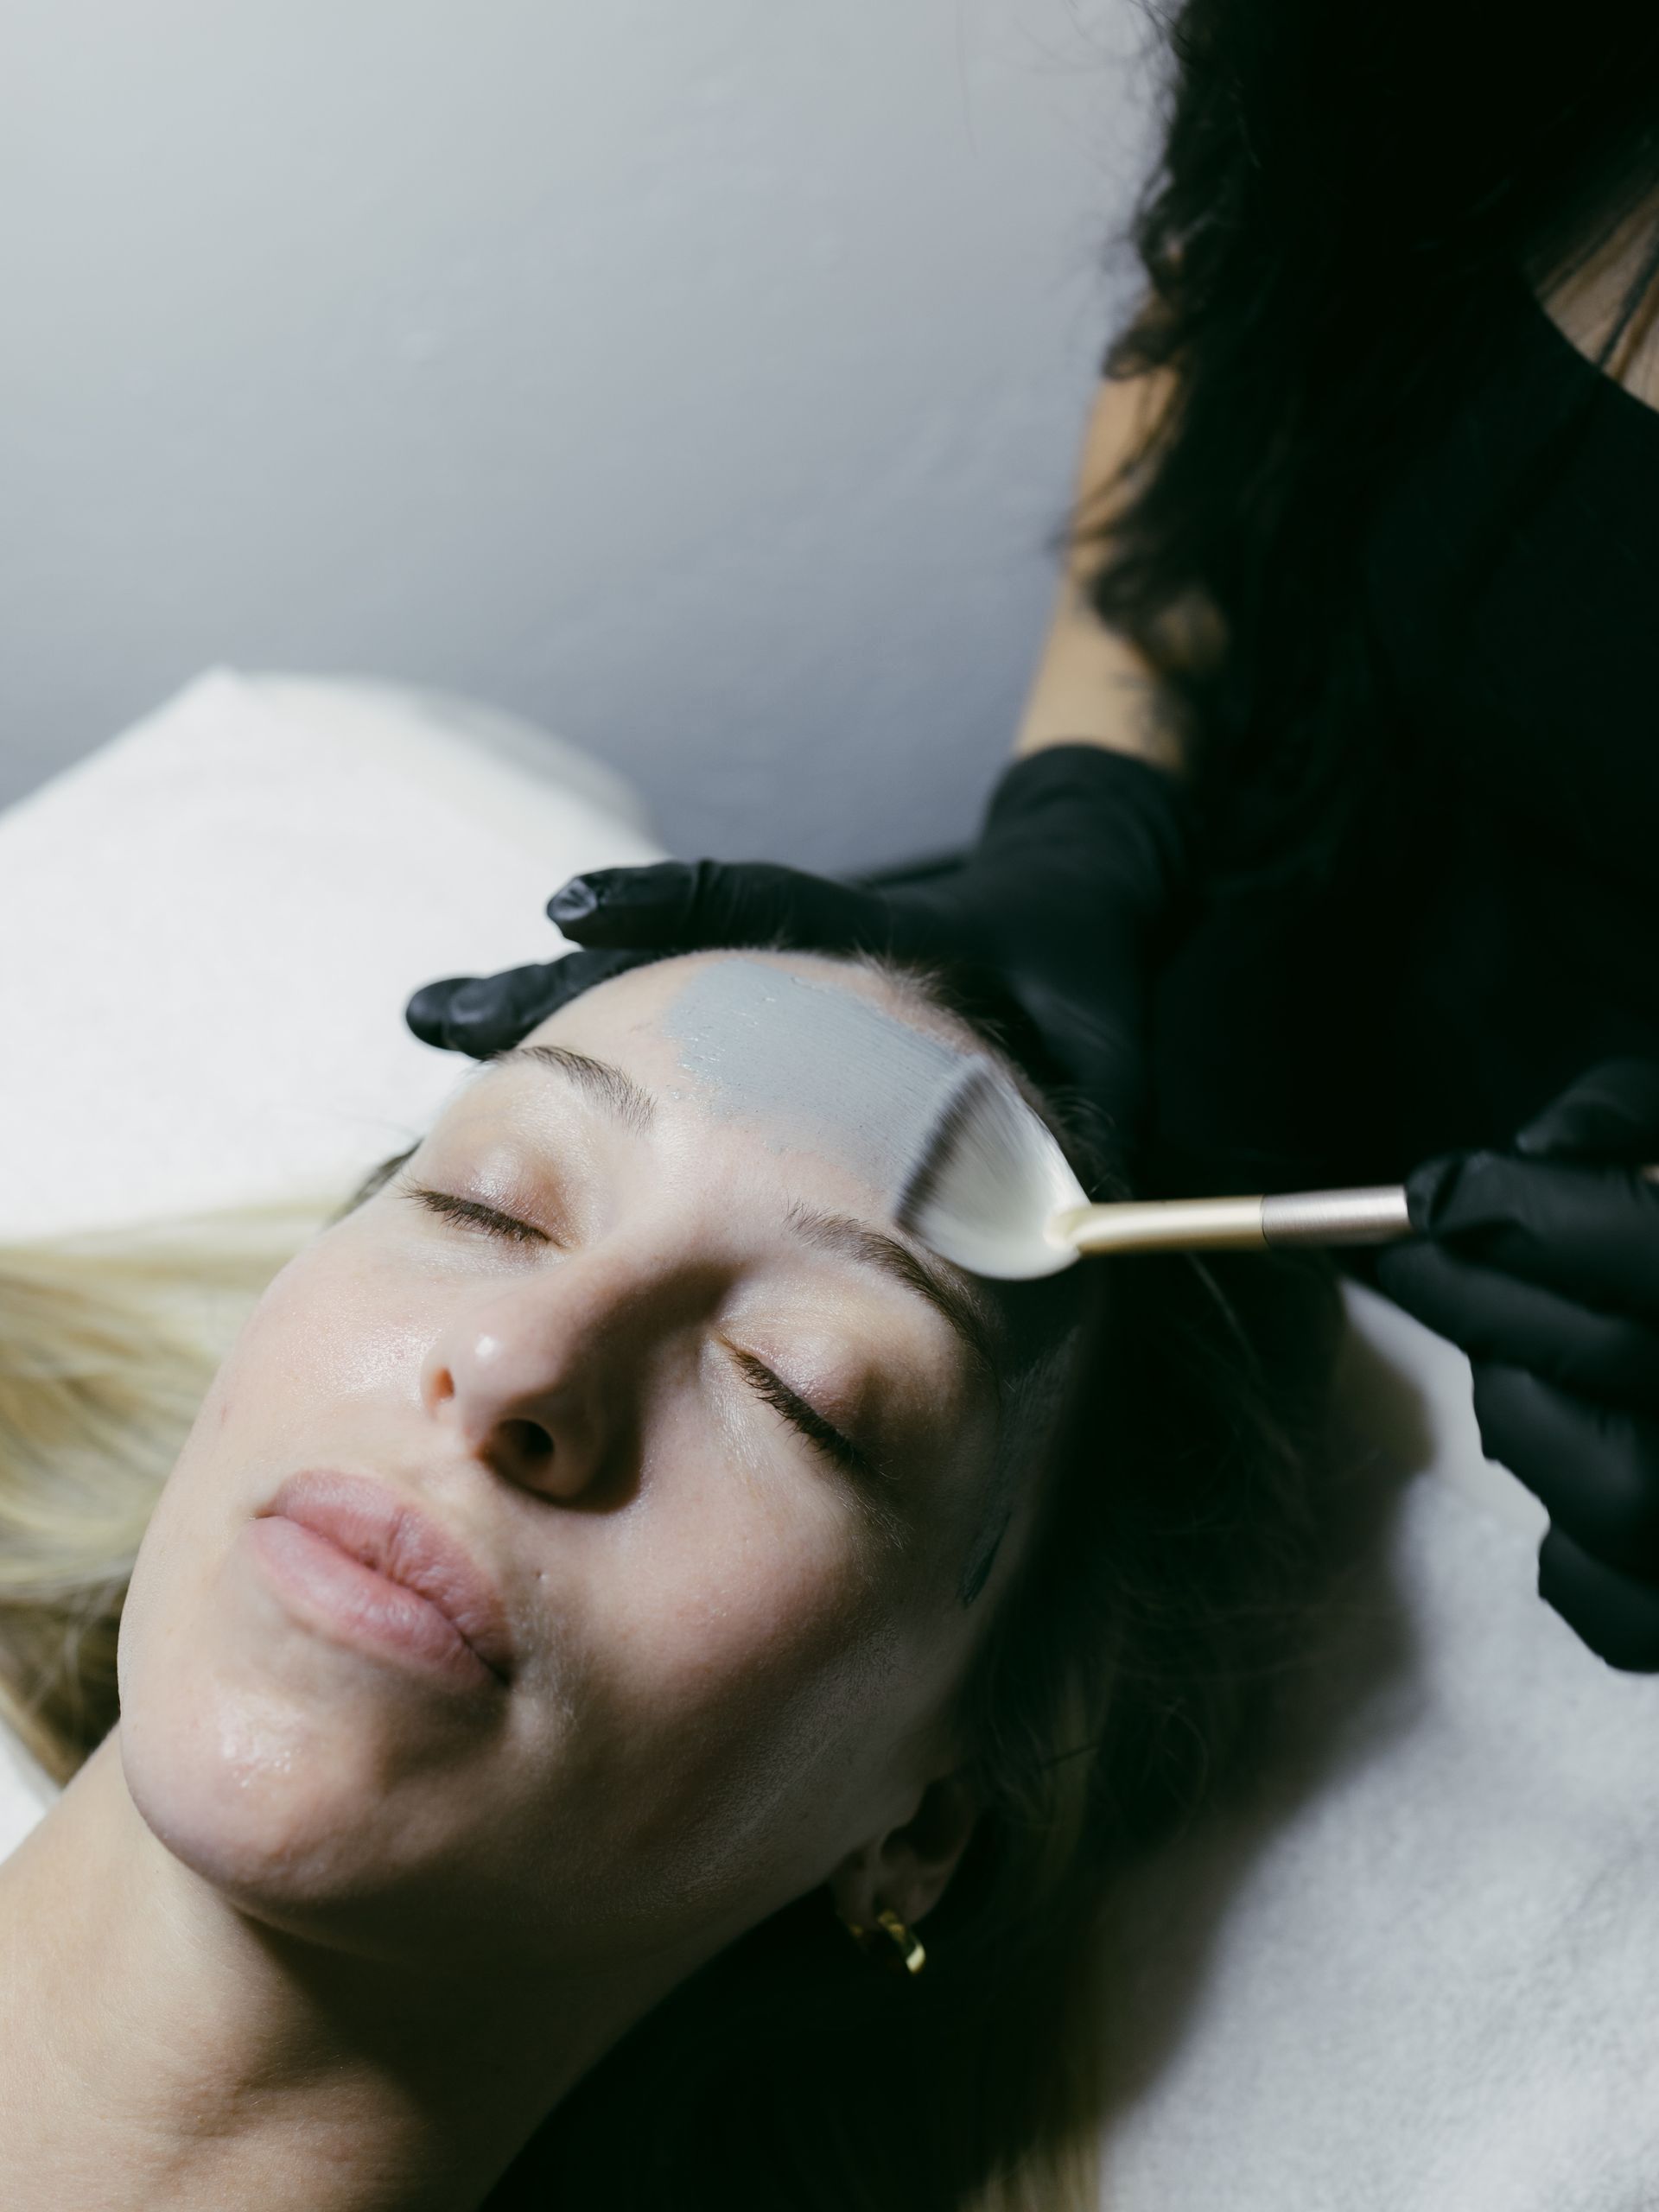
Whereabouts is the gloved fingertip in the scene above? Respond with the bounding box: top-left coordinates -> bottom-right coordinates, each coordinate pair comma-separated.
548,862 -> 693,944
1538,1526 -> 1659,1673
404,977 -> 473,1049
547,875 -> 607,929
441,966 -> 561,1058
1513,1058 -> 1659,1159
1515,1101 -> 1609,1160
1515,1122 -> 1568,1160
1401,1150 -> 1464,1233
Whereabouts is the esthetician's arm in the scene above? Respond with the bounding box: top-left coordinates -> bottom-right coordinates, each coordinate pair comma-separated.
408,360 -> 1206,1173
1012,360 -> 1222,770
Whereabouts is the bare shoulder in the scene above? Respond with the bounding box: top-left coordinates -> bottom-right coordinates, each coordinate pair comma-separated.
1529,192 -> 1659,409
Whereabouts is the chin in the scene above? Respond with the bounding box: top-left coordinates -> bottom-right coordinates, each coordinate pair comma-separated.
116,1672 -> 393,1919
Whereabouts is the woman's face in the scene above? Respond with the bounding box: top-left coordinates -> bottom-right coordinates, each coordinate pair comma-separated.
117,951 -> 1029,1988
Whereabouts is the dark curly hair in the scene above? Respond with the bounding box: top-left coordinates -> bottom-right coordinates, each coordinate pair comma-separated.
1084,0 -> 1659,889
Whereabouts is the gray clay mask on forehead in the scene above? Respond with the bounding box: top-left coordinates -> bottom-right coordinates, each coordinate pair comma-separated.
659,959 -> 1072,1275
663,959 -> 971,1189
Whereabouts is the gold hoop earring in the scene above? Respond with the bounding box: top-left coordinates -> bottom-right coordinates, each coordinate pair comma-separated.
844,1907 -> 926,1976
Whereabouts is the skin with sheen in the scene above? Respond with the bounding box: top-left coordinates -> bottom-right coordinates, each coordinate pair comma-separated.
0,950 -> 1071,2212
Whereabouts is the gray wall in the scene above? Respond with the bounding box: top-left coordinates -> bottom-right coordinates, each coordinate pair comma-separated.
2,1 -> 1158,874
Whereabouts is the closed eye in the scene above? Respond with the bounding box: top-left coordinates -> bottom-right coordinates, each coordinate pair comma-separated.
403,1180 -> 874,1478
724,1344 -> 871,1476
402,1182 -> 550,1247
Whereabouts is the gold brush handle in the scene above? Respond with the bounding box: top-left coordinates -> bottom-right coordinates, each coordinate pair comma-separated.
1052,1188 -> 1408,1256
1054,1168 -> 1659,1258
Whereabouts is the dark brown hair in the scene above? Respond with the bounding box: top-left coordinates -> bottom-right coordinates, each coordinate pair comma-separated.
1085,0 -> 1659,888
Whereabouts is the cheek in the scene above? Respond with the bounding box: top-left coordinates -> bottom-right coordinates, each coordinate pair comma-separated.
221,1243 -> 431,1427
189,1232 -> 450,1484
550,1410 -> 937,1904
618,1488 -> 879,1710
121,1242 -> 437,1678
631,1388 -> 892,1681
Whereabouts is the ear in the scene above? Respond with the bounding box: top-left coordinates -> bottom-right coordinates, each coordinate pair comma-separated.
827,1771 -> 982,1932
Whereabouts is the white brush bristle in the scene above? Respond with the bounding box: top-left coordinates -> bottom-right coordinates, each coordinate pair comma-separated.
894,1060 -> 1088,1280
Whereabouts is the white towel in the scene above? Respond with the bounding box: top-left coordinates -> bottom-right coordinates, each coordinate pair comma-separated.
0,1713 -> 58,1864
1095,1281 -> 1656,2209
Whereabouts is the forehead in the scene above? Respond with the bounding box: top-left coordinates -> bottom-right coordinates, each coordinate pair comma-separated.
517,951 -> 982,1198
534,948 -> 967,1066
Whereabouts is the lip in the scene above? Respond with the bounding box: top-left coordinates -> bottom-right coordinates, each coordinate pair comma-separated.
253,1470 -> 514,1686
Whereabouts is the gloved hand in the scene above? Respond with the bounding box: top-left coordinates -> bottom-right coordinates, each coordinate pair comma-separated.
405,745 -> 1190,1172
1372,1059 -> 1659,1671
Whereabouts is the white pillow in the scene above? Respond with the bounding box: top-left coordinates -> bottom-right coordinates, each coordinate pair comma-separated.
0,668 -> 666,1241
1094,1282 -> 1658,2212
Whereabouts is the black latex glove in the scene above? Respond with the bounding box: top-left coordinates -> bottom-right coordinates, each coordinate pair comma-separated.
1372,1059 -> 1659,1671
405,745 -> 1190,1173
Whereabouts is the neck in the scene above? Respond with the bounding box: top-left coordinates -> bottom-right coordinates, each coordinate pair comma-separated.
0,1729 -> 659,2212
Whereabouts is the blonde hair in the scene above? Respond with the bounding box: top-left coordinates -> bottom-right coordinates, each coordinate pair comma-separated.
0,1078 -> 1335,2212
0,1193 -> 342,1784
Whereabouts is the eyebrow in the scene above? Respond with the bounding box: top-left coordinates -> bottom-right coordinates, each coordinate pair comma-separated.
476,1043 -> 1002,1390
783,1202 -> 1003,1396
480,1041 -> 657,1135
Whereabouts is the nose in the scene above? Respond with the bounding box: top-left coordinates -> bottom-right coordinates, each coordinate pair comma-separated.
420,1243 -> 702,1505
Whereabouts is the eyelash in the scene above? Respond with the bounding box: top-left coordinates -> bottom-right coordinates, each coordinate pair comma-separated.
404,1182 -> 550,1246
722,1346 -> 868,1475
401,1182 -> 870,1474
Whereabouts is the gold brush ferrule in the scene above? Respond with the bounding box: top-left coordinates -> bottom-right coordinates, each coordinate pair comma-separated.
1259,1186 -> 1412,1245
